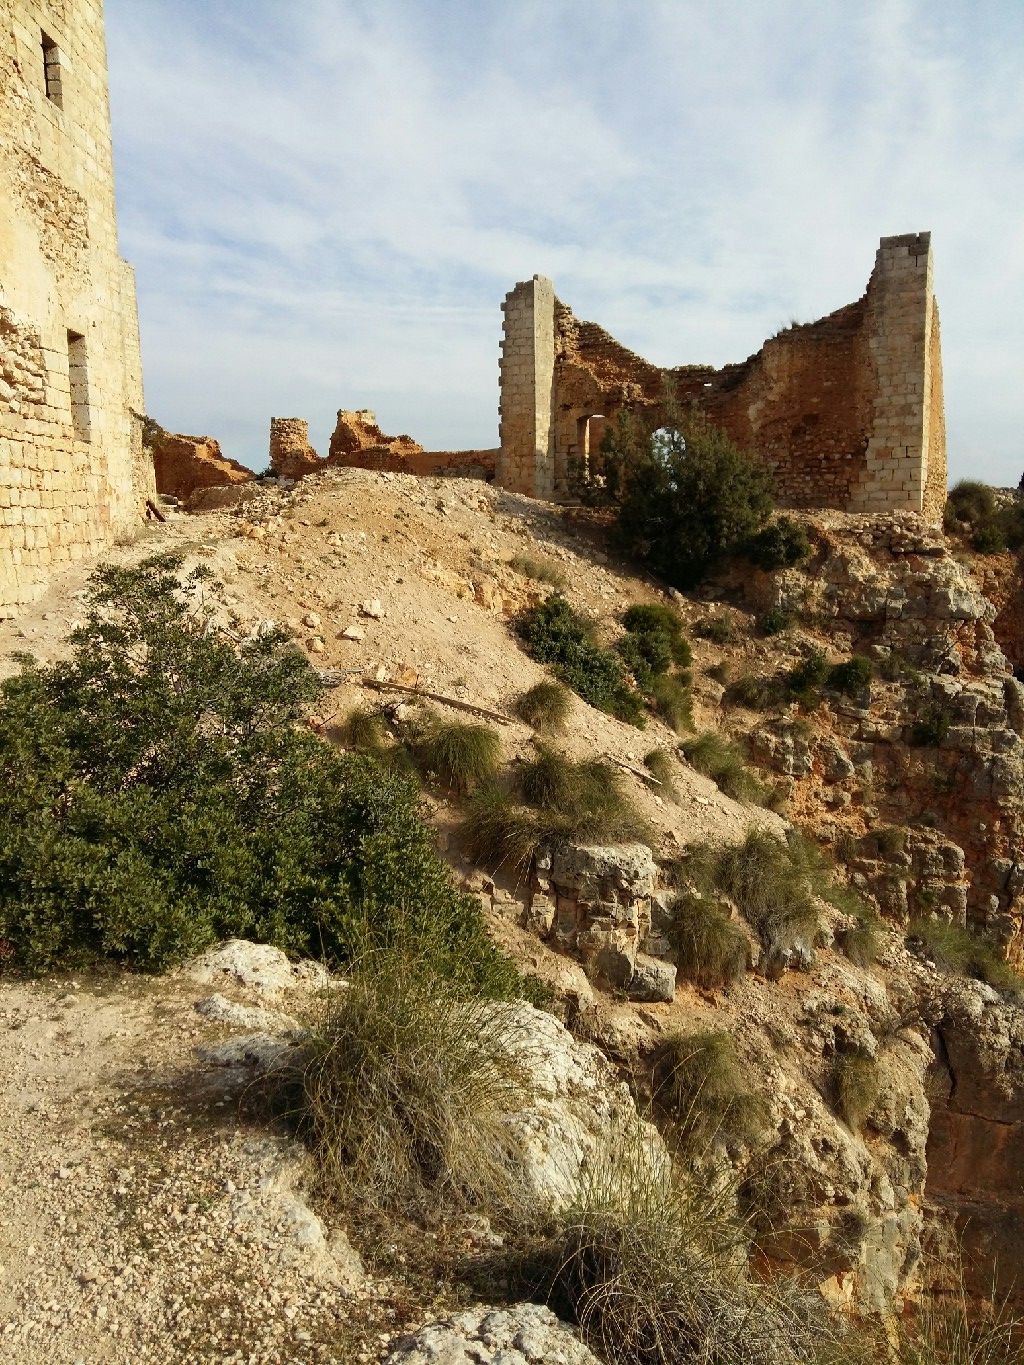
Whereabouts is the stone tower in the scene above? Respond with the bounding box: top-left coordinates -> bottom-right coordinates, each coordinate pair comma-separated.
0,0 -> 154,617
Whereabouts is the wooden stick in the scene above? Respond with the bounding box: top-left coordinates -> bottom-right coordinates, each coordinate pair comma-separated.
359,678 -> 516,724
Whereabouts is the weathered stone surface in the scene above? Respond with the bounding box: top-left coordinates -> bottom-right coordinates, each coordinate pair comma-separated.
499,236 -> 945,519
1,4 -> 156,618
381,1304 -> 600,1365
181,939 -> 329,994
150,430 -> 255,503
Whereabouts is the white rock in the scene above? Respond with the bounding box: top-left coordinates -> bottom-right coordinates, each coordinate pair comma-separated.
181,940 -> 329,994
359,598 -> 385,619
382,1303 -> 599,1365
341,625 -> 365,641
193,993 -> 299,1034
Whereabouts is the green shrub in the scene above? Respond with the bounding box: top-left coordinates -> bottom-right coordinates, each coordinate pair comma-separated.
514,679 -> 572,733
617,628 -> 673,690
516,596 -> 645,725
745,517 -> 810,571
759,607 -> 792,637
909,702 -> 951,747
827,655 -> 873,699
907,917 -> 1024,994
621,604 -> 692,666
832,1050 -> 879,1133
873,825 -> 908,860
509,552 -> 567,590
671,893 -> 748,989
291,952 -> 530,1217
606,405 -> 775,589
786,648 -> 829,702
653,1030 -> 768,1148
971,523 -> 1006,553
418,719 -> 501,796
0,555 -> 523,996
649,673 -> 694,733
681,732 -> 766,804
943,481 -> 1024,556
695,613 -> 740,645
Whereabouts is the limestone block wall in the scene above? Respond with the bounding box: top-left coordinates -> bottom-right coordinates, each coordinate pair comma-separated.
498,235 -> 947,519
0,0 -> 153,618
497,275 -> 556,498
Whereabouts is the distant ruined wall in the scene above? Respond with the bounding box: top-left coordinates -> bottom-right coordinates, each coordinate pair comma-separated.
269,411 -> 497,484
497,234 -> 947,519
0,0 -> 153,617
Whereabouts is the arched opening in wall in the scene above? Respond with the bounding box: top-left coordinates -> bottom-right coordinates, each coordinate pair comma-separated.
573,413 -> 609,487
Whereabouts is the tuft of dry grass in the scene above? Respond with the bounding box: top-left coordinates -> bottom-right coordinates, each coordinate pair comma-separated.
832,1050 -> 879,1133
671,893 -> 749,989
418,719 -> 502,796
290,953 -> 530,1219
515,678 -> 572,733
653,1030 -> 768,1149
461,786 -> 541,879
509,552 -> 568,590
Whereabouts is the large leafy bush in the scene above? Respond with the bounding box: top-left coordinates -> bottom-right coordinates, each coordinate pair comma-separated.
0,555 -> 521,994
603,407 -> 774,589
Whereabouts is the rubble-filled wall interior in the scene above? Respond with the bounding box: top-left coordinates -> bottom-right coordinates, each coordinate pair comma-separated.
498,234 -> 947,520
0,0 -> 153,618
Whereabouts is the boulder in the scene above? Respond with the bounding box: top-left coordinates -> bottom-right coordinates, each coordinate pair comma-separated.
381,1304 -> 600,1365
181,939 -> 329,994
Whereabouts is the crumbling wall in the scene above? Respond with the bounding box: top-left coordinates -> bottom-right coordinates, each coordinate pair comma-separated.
150,430 -> 254,504
498,234 -> 947,518
269,410 -> 496,483
0,0 -> 154,617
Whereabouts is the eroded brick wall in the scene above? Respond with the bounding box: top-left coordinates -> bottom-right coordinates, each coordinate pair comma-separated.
498,234 -> 948,519
0,0 -> 153,617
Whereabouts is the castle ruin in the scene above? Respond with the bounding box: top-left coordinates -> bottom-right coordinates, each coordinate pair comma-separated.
498,233 -> 947,520
0,0 -> 153,617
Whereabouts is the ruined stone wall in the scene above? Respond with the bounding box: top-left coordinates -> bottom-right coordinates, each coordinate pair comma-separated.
0,0 -> 152,617
269,411 -> 497,484
498,234 -> 947,518
497,275 -> 555,497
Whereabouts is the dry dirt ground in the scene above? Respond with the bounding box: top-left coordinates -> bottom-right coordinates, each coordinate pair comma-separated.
0,468 -> 904,1360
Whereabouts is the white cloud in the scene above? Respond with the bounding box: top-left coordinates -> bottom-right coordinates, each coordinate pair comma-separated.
106,0 -> 1024,482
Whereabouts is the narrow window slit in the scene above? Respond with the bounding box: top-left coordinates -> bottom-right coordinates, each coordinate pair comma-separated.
41,33 -> 63,107
67,331 -> 91,442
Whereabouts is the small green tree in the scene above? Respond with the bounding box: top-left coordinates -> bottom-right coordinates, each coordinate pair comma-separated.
604,406 -> 774,589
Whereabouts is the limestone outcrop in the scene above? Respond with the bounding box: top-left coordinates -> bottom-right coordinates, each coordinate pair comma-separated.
382,1304 -> 601,1365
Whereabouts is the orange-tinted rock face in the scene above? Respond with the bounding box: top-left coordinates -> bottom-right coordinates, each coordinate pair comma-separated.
151,431 -> 254,503
327,409 -> 423,462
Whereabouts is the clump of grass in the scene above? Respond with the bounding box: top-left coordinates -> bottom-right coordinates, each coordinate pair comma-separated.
826,655 -> 873,700
695,613 -> 740,645
873,825 -> 907,859
671,893 -> 748,989
643,748 -> 676,798
841,905 -> 883,968
908,917 -> 1024,993
653,1031 -> 769,1149
759,607 -> 792,636
516,595 -> 646,725
341,706 -> 388,752
517,1123 -> 832,1365
832,1049 -> 879,1133
509,552 -> 567,590
705,660 -> 732,685
691,829 -> 822,962
290,952 -> 529,1218
650,673 -> 694,732
418,719 -> 501,795
461,786 -> 540,878
894,1282 -> 1024,1365
515,678 -> 572,733
681,732 -> 766,804
727,672 -> 782,710
519,744 -> 647,843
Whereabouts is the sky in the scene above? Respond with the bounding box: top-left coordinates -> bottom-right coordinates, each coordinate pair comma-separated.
104,0 -> 1024,483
